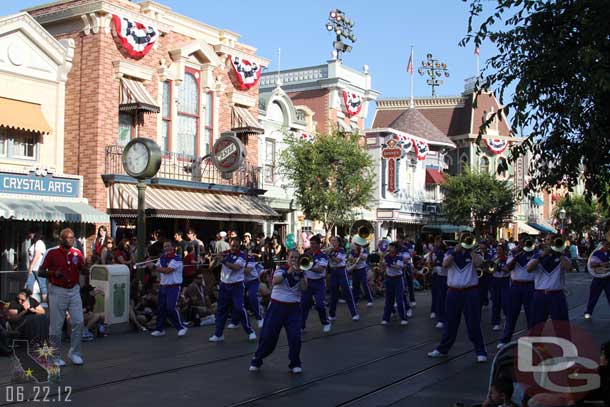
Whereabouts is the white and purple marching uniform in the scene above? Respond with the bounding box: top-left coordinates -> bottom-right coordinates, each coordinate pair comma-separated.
400,242 -> 416,305
154,254 -> 185,332
430,247 -> 449,324
328,247 -> 358,319
500,249 -> 536,343
528,251 -> 569,325
382,253 -> 407,322
585,247 -> 610,316
243,256 -> 264,322
301,250 -> 330,328
490,254 -> 510,327
350,247 -> 373,304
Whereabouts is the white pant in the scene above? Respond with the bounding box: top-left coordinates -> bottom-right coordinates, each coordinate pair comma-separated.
49,284 -> 84,358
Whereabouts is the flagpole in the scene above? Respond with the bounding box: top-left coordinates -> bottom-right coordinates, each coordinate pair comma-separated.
475,47 -> 480,77
409,46 -> 414,108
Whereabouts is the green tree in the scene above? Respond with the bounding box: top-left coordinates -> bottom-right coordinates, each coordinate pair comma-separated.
442,167 -> 515,235
553,195 -> 598,237
279,131 -> 374,236
461,0 -> 610,207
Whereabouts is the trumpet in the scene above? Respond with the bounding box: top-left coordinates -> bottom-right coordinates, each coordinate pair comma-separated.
298,254 -> 314,271
476,260 -> 496,278
551,237 -> 566,253
522,239 -> 536,252
460,233 -> 477,250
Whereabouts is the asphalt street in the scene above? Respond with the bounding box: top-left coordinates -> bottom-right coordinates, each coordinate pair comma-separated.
0,272 -> 608,407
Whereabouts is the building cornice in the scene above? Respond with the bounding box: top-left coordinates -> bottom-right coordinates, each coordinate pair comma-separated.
214,44 -> 270,67
376,96 -> 467,110
366,127 -> 456,149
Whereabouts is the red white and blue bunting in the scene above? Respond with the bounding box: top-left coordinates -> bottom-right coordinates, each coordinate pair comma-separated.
342,90 -> 363,117
398,134 -> 413,154
229,56 -> 262,90
413,139 -> 429,160
485,138 -> 509,154
299,132 -> 314,143
111,15 -> 158,58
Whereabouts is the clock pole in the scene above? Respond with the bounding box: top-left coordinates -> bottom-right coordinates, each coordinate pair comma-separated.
136,180 -> 147,267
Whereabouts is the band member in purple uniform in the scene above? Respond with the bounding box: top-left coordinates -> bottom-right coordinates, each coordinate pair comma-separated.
490,245 -> 510,331
584,239 -> 610,320
250,250 -> 306,373
209,238 -> 256,342
429,236 -> 448,329
428,234 -> 487,362
349,235 -> 374,307
328,236 -> 359,321
301,235 -> 331,333
381,242 -> 409,325
478,240 -> 493,309
244,252 -> 265,328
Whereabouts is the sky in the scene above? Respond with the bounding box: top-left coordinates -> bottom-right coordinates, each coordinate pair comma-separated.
1,0 -> 490,126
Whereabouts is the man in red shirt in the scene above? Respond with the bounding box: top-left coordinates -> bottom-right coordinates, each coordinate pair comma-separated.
39,228 -> 88,366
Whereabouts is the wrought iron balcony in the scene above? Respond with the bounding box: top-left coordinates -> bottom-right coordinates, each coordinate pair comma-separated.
104,145 -> 262,190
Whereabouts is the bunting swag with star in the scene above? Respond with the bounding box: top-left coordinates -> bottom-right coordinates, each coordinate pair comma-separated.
299,132 -> 314,142
229,56 -> 262,90
399,134 -> 413,153
342,90 -> 363,117
485,138 -> 509,154
413,139 -> 429,160
112,15 -> 158,58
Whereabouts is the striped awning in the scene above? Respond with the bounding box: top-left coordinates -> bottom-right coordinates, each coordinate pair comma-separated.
119,78 -> 160,113
0,97 -> 52,134
231,106 -> 263,134
517,221 -> 540,235
109,184 -> 279,221
0,197 -> 109,224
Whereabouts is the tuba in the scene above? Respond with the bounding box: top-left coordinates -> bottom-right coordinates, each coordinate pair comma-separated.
298,254 -> 314,271
587,243 -> 610,278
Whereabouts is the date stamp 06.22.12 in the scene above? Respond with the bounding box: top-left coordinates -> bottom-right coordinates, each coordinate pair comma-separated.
4,385 -> 72,403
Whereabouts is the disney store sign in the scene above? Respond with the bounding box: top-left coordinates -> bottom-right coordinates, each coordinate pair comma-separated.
0,167 -> 80,198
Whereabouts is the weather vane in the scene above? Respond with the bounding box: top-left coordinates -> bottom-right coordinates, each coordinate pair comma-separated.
418,53 -> 449,97
325,9 -> 356,61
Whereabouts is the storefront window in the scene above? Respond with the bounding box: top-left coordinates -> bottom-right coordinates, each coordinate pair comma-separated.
202,92 -> 213,155
0,127 -> 38,160
177,71 -> 199,157
480,156 -> 489,173
161,80 -> 171,153
0,130 -> 7,156
118,112 -> 133,147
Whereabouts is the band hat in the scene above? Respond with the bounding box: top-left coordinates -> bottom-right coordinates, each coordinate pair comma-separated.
219,231 -> 227,238
352,235 -> 368,247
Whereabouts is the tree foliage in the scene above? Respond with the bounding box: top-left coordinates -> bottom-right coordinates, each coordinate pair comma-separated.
279,131 -> 375,234
443,167 -> 515,235
461,0 -> 610,207
553,194 -> 599,236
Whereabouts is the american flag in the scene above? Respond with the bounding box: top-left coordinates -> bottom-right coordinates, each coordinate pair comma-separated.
407,54 -> 413,74
474,47 -> 480,56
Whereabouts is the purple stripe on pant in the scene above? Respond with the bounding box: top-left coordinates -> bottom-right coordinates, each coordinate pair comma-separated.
352,267 -> 373,303
479,274 -> 491,307
490,277 -> 510,325
585,277 -> 610,315
437,288 -> 487,357
406,264 -> 416,302
215,282 -> 253,337
329,268 -> 358,318
532,290 -> 569,327
155,285 -> 184,332
301,278 -> 329,328
500,281 -> 534,343
251,301 -> 302,369
434,275 -> 448,323
383,277 -> 407,322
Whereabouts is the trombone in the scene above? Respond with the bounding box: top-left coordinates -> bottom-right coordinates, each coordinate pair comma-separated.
551,237 -> 567,253
298,254 -> 314,271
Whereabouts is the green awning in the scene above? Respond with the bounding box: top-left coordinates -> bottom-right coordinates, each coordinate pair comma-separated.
421,224 -> 474,234
0,198 -> 109,224
527,222 -> 557,234
531,196 -> 544,206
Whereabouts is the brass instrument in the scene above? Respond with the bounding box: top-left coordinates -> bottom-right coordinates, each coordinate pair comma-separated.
460,233 -> 476,250
551,237 -> 567,253
587,242 -> 610,278
421,267 -> 430,275
298,254 -> 314,271
133,257 -> 160,269
477,260 -> 496,278
522,238 -> 535,252
357,224 -> 373,241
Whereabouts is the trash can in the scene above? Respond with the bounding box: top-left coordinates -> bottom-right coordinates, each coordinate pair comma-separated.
90,265 -> 130,325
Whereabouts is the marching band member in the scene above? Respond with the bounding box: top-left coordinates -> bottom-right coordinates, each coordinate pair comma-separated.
301,235 -> 332,333
401,236 -> 417,307
428,234 -> 487,362
498,235 -> 537,348
397,236 -> 414,317
328,236 -> 360,322
490,245 -> 510,331
430,236 -> 448,329
584,239 -> 610,320
526,235 -> 572,328
349,235 -> 374,307
209,238 -> 256,342
478,240 -> 493,309
250,250 -> 306,373
381,242 -> 409,326
151,241 -> 188,337
244,251 -> 264,328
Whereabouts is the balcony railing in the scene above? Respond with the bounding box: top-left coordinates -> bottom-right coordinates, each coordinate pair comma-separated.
105,145 -> 262,190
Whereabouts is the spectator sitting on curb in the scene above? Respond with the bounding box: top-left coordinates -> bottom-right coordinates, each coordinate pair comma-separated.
184,273 -> 215,326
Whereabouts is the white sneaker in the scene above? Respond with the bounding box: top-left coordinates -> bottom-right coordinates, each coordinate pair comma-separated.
367,302 -> 374,307
67,350 -> 83,365
150,330 -> 166,337
352,314 -> 360,321
477,355 -> 488,363
227,323 -> 238,329
249,365 -> 259,372
291,367 -> 303,374
329,316 -> 336,321
435,322 -> 444,329
178,328 -> 188,337
323,324 -> 332,333
584,313 -> 592,320
53,358 -> 66,367
410,302 -> 417,307
380,320 -> 389,325
492,325 -> 502,331
427,350 -> 448,358
400,320 -> 409,325
200,315 -> 216,326
257,319 -> 264,328
497,342 -> 506,350
248,332 -> 257,341
430,312 -> 436,319
208,335 -> 224,342
339,299 -> 346,304
406,309 -> 413,317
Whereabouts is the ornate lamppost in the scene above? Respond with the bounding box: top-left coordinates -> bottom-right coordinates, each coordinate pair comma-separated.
418,53 -> 449,96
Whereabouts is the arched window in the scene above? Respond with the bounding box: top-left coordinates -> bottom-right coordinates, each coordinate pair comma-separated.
176,70 -> 199,156
497,157 -> 508,177
268,101 -> 286,125
443,154 -> 453,171
459,154 -> 469,173
480,156 -> 490,173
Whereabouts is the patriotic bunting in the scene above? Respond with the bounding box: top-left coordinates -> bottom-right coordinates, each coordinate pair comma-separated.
342,90 -> 363,117
485,138 -> 509,154
413,139 -> 429,160
299,132 -> 314,143
111,15 -> 158,58
229,56 -> 262,90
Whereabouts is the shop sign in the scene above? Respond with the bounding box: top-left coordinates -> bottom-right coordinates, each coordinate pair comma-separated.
381,138 -> 402,193
0,168 -> 79,198
211,132 -> 246,174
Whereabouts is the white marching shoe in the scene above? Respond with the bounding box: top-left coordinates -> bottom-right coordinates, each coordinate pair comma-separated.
208,335 -> 224,342
323,324 -> 332,333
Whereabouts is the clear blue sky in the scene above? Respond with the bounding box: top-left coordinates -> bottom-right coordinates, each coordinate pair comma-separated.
1,0 -> 487,125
